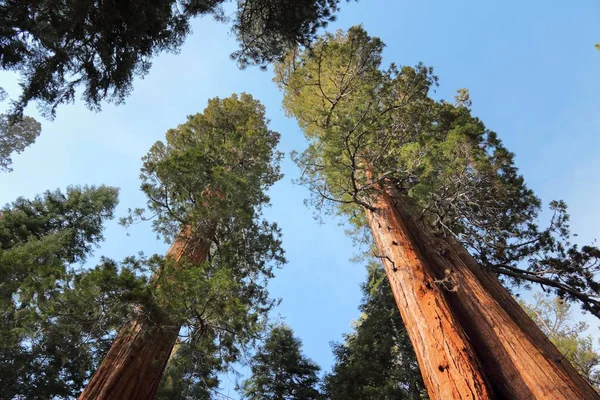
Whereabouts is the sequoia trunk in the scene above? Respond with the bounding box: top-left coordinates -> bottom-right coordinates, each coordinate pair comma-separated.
79,235 -> 211,400
367,187 -> 600,399
365,191 -> 492,400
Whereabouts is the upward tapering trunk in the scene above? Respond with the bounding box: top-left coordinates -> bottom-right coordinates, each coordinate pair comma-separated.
366,186 -> 600,399
79,235 -> 211,400
366,190 -> 492,400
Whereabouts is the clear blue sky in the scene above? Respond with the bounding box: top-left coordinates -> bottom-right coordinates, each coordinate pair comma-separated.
1,0 -> 599,397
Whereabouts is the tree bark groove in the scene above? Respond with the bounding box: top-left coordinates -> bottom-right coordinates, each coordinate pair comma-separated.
79,235 -> 211,400
367,187 -> 600,399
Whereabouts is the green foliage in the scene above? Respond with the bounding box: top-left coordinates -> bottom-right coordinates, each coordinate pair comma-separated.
157,339 -> 221,400
0,0 -> 346,120
0,113 -> 41,172
0,86 -> 41,172
241,325 -> 322,400
1,94 -> 285,398
520,293 -> 600,390
136,93 -> 283,243
232,0 -> 341,69
0,186 -> 135,399
128,93 -> 285,395
275,26 -> 600,320
323,263 -> 427,400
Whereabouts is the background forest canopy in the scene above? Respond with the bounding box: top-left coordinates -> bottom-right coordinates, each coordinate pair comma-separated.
0,1 -> 599,399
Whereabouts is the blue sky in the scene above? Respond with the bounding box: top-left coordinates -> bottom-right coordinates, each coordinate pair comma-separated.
1,0 -> 599,397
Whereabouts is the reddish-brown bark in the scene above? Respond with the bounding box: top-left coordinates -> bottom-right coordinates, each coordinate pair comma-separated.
367,187 -> 600,399
78,235 -> 211,400
366,191 -> 492,400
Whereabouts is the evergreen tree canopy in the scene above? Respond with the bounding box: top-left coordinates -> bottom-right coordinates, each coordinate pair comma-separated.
241,325 -> 322,400
133,93 -> 285,338
274,26 -> 600,319
0,0 -> 346,120
116,93 -> 285,395
324,263 -> 427,400
1,94 -> 285,398
0,185 -> 129,399
0,87 -> 41,172
156,338 -> 221,400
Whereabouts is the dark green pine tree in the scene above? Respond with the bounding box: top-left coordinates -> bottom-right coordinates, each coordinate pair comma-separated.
0,185 -> 127,399
241,325 -> 322,400
0,0 -> 350,169
324,263 -> 427,400
0,0 -> 346,120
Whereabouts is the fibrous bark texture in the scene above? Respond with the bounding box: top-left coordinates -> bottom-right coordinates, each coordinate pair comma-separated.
79,235 -> 210,400
366,188 -> 600,399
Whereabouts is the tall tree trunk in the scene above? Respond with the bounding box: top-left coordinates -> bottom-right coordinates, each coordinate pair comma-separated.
79,235 -> 211,400
367,187 -> 600,399
366,190 -> 492,400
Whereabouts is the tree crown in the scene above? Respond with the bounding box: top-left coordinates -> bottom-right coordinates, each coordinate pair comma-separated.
275,26 -> 600,319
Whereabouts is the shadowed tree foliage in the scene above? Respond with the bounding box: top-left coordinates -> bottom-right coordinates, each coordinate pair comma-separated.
0,186 -> 128,399
275,25 -> 600,399
0,113 -> 40,172
0,0 -> 348,120
0,0 -> 351,167
324,263 -> 427,400
81,93 -> 285,399
241,325 -> 321,400
0,87 -> 41,172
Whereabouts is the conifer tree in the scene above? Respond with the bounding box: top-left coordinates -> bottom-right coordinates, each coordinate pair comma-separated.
0,0 -> 352,167
241,325 -> 321,400
0,185 -> 124,399
324,263 -> 427,400
275,26 -> 600,399
80,93 -> 285,399
0,0 -> 346,120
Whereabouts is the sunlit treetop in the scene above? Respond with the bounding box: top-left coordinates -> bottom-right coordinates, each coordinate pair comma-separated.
135,93 -> 283,244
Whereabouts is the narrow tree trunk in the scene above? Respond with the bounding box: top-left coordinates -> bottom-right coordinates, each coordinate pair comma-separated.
367,187 -> 600,399
79,235 -> 210,400
366,191 -> 492,400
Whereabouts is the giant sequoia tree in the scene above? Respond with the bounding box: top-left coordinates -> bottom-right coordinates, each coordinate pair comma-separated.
79,93 -> 284,399
275,26 -> 600,399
